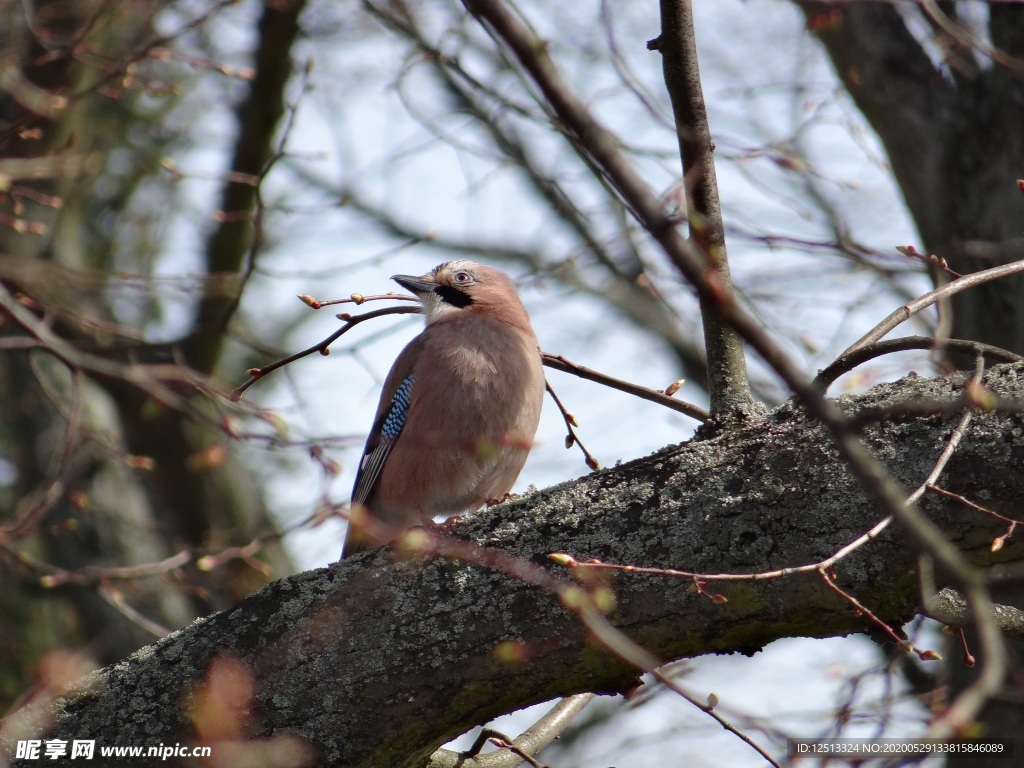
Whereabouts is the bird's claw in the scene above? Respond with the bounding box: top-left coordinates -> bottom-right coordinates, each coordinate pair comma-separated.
485,493 -> 516,507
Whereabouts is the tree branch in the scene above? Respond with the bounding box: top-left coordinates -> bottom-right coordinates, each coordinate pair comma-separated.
656,0 -> 755,423
926,588 -> 1024,642
428,694 -> 595,768
838,258 -> 1024,358
814,335 -> 1023,391
542,353 -> 708,423
20,363 -> 1024,768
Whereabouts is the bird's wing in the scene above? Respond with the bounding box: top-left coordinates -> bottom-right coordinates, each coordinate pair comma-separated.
351,375 -> 415,505
350,336 -> 423,506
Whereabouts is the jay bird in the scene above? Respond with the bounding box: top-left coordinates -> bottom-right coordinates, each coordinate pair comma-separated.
342,260 -> 545,558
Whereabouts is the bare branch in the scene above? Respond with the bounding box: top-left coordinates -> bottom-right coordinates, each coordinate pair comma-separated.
0,284 -> 208,420
656,0 -> 754,423
542,353 -> 708,422
926,588 -> 1024,641
543,380 -> 599,471
228,305 -> 421,401
814,336 -> 1022,391
838,259 -> 1024,359
429,694 -> 595,768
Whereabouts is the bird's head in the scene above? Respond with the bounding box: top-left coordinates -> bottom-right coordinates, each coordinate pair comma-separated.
392,260 -> 530,328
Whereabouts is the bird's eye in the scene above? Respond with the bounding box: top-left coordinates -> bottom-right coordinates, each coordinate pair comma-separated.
454,271 -> 472,284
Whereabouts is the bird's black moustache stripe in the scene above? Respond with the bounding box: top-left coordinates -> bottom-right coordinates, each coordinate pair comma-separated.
434,285 -> 474,308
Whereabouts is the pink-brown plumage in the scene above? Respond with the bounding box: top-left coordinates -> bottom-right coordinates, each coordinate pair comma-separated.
342,261 -> 545,557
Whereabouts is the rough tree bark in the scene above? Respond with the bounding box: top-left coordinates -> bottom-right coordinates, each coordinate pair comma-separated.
11,362 -> 1024,768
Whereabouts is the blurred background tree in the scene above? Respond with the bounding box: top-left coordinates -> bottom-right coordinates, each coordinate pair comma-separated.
0,0 -> 300,702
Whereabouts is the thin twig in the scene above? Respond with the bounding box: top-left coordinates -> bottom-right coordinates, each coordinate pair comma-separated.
484,736 -> 545,768
839,258 -> 1024,358
814,336 -> 1022,391
926,485 -> 1021,553
228,305 -> 421,401
97,585 -> 170,638
925,485 -> 1022,528
544,380 -> 599,470
956,627 -> 976,667
817,567 -> 937,660
298,292 -> 416,309
16,506 -> 324,588
36,551 -> 194,588
896,245 -> 962,280
543,353 -> 708,422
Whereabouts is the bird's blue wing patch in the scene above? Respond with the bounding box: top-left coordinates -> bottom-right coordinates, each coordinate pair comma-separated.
352,375 -> 416,505
380,375 -> 415,439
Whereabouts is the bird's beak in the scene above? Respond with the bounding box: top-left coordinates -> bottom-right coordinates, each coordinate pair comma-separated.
392,273 -> 436,295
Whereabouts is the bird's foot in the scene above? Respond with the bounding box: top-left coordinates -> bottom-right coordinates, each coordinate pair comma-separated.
435,514 -> 464,532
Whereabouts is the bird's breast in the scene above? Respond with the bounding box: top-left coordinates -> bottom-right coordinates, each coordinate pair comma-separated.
447,345 -> 500,386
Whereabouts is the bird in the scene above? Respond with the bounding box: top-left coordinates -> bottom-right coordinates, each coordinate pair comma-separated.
341,260 -> 546,558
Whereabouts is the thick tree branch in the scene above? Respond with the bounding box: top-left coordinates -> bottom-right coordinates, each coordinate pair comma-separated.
926,588 -> 1024,642
18,363 -> 1024,768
